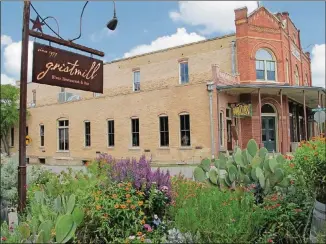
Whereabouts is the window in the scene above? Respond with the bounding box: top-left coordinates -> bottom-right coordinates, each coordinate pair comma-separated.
84,121 -> 91,147
58,120 -> 69,151
286,59 -> 289,83
133,71 -> 140,91
159,116 -> 169,147
26,126 -> 29,136
219,112 -> 224,147
179,62 -> 189,84
40,124 -> 45,147
131,118 -> 139,147
255,49 -> 276,81
180,114 -> 191,146
107,120 -> 115,147
10,127 -> 14,147
304,73 -> 308,86
294,65 -> 300,85
32,89 -> 36,104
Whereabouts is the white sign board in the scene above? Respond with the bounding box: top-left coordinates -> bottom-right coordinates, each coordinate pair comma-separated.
314,111 -> 326,123
291,44 -> 301,61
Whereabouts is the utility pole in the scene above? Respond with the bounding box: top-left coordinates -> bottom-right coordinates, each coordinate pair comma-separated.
18,0 -> 30,212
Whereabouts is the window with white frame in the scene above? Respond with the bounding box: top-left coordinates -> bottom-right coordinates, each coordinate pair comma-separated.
131,118 -> 139,147
294,65 -> 300,85
84,121 -> 91,147
58,119 -> 69,151
180,114 -> 191,146
255,49 -> 276,81
133,71 -> 140,91
107,120 -> 115,147
10,127 -> 14,147
179,61 -> 189,84
219,111 -> 224,147
40,124 -> 45,147
159,116 -> 169,147
286,59 -> 289,83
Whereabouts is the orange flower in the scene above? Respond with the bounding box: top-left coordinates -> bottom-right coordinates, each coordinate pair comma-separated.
138,201 -> 144,206
125,187 -> 130,191
127,182 -> 132,187
112,194 -> 118,199
126,194 -> 131,198
137,232 -> 143,236
96,205 -> 101,210
127,199 -> 132,203
120,204 -> 127,209
130,205 -> 136,210
102,213 -> 109,219
114,204 -> 119,209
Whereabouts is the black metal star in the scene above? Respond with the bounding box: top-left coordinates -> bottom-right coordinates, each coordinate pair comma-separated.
30,16 -> 44,33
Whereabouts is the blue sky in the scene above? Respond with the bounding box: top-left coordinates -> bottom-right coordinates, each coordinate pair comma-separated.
1,1 -> 325,87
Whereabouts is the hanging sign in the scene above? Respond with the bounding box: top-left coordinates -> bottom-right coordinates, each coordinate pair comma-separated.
32,42 -> 103,93
232,103 -> 252,118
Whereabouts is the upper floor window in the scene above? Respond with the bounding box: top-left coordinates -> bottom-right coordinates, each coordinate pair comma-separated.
58,119 -> 69,151
133,71 -> 140,91
255,49 -> 276,81
40,124 -> 45,147
304,73 -> 309,86
294,65 -> 300,85
179,62 -> 189,84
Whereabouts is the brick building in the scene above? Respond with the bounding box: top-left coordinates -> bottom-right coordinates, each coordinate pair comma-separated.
9,6 -> 325,165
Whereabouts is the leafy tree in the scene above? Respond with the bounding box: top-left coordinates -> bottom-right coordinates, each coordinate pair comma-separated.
0,85 -> 19,155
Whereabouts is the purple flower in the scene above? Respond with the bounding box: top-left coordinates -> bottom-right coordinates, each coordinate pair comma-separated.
143,224 -> 152,232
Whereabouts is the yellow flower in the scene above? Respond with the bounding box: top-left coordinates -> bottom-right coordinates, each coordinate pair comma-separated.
114,204 -> 119,209
138,201 -> 144,206
137,191 -> 144,196
51,228 -> 56,237
140,219 -> 145,225
137,232 -> 143,236
127,182 -> 132,187
141,237 -> 145,242
96,205 -> 102,210
120,204 -> 127,209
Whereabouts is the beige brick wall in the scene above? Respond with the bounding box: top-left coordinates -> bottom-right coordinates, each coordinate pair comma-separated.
11,35 -> 236,165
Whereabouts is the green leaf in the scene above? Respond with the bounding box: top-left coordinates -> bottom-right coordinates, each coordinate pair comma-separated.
38,220 -> 53,243
193,167 -> 206,182
66,194 -> 76,214
259,147 -> 268,160
268,158 -> 277,173
18,222 -> 31,239
276,154 -> 285,164
61,223 -> 77,243
208,168 -> 219,185
247,139 -> 258,157
199,158 -> 211,172
251,156 -> 262,168
35,230 -> 44,243
234,148 -> 244,167
72,207 -> 84,225
244,175 -> 251,185
55,215 -> 74,243
251,168 -> 258,181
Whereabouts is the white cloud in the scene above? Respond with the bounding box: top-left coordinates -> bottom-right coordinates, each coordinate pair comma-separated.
1,35 -> 13,47
169,1 -> 258,35
311,44 -> 325,88
1,74 -> 16,86
123,28 -> 205,58
3,40 -> 34,82
90,28 -> 116,42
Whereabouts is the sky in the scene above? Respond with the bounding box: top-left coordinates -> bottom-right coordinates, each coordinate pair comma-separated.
1,1 -> 325,87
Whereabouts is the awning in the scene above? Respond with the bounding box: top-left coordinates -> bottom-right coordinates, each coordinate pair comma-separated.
216,84 -> 326,108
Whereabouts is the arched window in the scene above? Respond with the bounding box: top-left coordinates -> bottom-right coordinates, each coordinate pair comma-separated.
304,73 -> 309,86
261,104 -> 276,113
255,49 -> 276,81
294,65 -> 300,85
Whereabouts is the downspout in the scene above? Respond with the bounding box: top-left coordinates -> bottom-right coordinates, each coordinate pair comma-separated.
231,40 -> 237,75
207,82 -> 215,159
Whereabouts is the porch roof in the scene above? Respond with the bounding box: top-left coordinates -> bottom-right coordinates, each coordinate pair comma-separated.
216,84 -> 326,108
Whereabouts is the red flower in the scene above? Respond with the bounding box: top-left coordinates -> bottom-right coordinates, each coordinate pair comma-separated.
1,236 -> 7,241
268,239 -> 273,243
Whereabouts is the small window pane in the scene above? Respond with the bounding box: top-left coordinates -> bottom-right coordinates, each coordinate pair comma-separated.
267,71 -> 275,81
180,62 -> 189,84
108,120 -> 115,147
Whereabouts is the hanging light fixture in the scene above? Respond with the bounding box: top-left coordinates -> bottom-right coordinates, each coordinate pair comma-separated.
107,0 -> 118,31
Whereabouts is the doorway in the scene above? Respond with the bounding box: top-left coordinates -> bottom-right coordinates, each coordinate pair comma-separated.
261,104 -> 277,152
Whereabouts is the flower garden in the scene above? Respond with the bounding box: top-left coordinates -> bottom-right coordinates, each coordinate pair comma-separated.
0,138 -> 325,243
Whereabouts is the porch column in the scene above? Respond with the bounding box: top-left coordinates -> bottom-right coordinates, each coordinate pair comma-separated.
258,88 -> 263,148
216,89 -> 220,155
303,90 -> 308,140
280,89 -> 284,154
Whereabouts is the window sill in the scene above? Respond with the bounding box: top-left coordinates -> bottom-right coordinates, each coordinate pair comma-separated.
133,90 -> 141,93
107,146 -> 115,150
56,150 -> 70,153
179,147 -> 192,150
129,147 -> 141,151
177,82 -> 190,86
157,147 -> 170,150
39,146 -> 45,149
